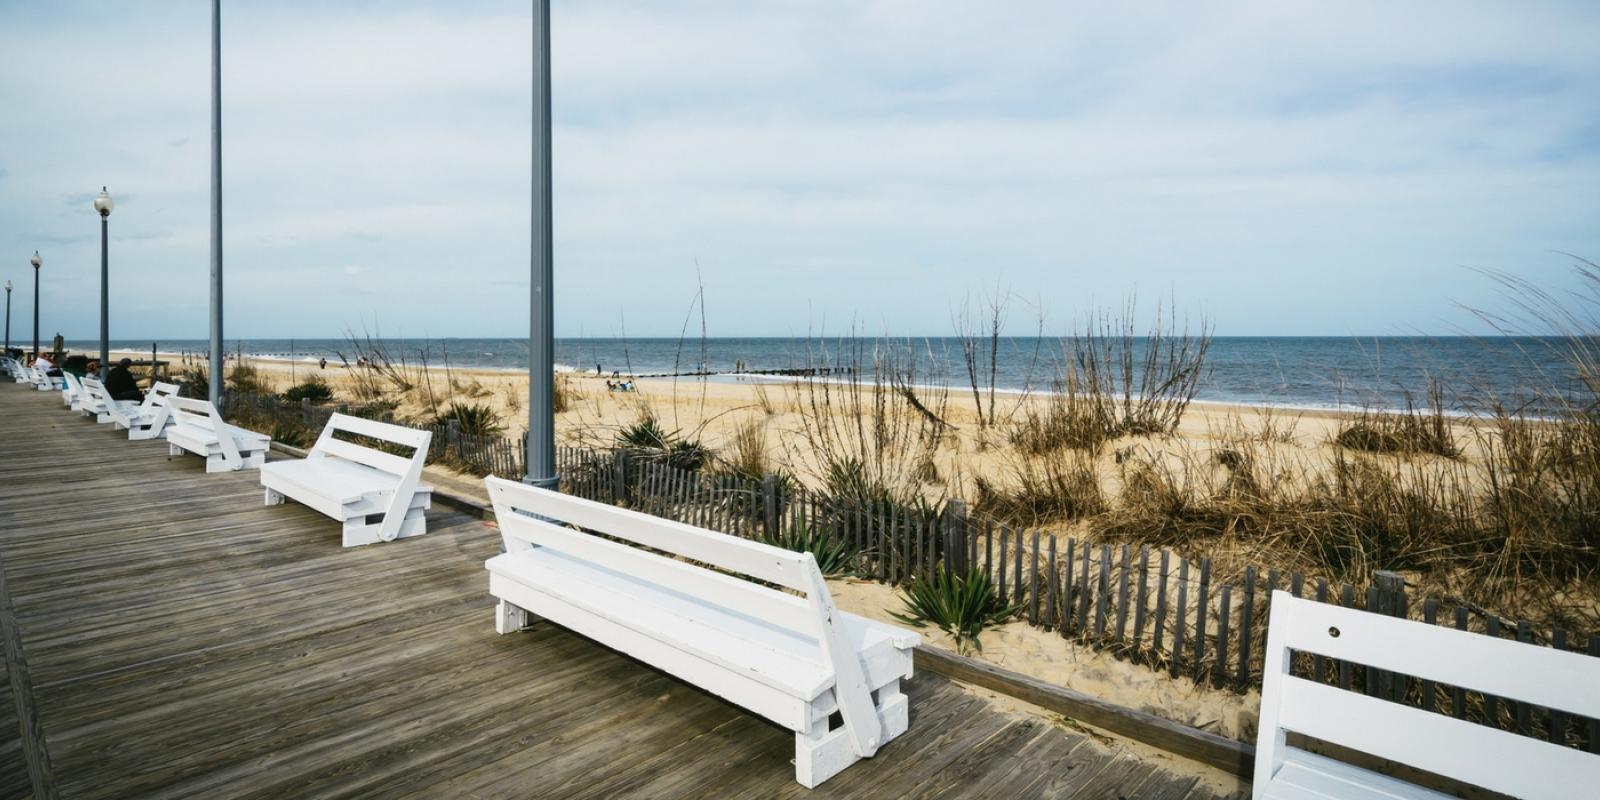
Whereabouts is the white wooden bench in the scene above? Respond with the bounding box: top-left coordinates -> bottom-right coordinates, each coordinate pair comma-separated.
61,372 -> 87,411
108,381 -> 180,440
30,365 -> 61,392
81,375 -> 139,424
1254,591 -> 1600,800
260,413 -> 433,547
2,357 -> 25,381
164,396 -> 271,472
484,477 -> 920,788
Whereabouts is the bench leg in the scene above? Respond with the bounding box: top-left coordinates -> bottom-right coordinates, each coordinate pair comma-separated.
495,600 -> 534,635
169,443 -> 184,457
264,488 -> 285,506
793,681 -> 911,789
205,454 -> 235,473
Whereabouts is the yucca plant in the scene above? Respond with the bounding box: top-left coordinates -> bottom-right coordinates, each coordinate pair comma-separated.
761,522 -> 858,578
618,413 -> 712,470
891,566 -> 1017,653
437,402 -> 504,436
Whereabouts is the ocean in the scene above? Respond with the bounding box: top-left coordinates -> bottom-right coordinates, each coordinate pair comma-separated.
72,335 -> 1583,413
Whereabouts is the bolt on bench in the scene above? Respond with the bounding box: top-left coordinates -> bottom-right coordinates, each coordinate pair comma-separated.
260,413 -> 433,547
483,477 -> 920,788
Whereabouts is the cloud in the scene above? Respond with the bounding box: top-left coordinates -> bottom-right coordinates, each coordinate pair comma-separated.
0,1 -> 1596,339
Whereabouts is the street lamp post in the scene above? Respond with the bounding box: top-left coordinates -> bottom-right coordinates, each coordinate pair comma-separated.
30,251 -> 41,359
208,0 -> 224,409
95,187 -> 115,374
4,280 -> 12,354
526,0 -> 557,490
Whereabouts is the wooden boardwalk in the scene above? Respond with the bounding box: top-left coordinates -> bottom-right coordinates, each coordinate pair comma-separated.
0,383 -> 1241,799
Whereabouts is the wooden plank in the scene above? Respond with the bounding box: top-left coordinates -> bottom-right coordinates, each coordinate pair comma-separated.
915,645 -> 1255,779
1134,546 -> 1150,658
1171,558 -> 1189,678
0,544 -> 59,799
1094,545 -> 1110,640
1153,549 -> 1169,655
1340,584 -> 1356,691
1076,539 -> 1092,637
1453,605 -> 1469,719
1236,566 -> 1255,689
1029,532 -> 1040,625
1115,544 -> 1131,647
1193,557 -> 1210,683
1312,578 -> 1329,684
1485,614 -> 1501,727
1012,527 -> 1024,608
1422,599 -> 1439,713
996,522 -> 1007,601
1045,536 -> 1058,630
1515,620 -> 1532,734
1214,584 -> 1231,689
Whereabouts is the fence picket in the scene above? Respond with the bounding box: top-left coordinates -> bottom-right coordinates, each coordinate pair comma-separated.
1115,545 -> 1131,647
1046,537 -> 1058,630
1236,566 -> 1255,689
1171,558 -> 1189,678
1193,558 -> 1211,683
1214,584 -> 1232,689
1153,550 -> 1169,656
1029,532 -> 1041,625
1134,546 -> 1150,659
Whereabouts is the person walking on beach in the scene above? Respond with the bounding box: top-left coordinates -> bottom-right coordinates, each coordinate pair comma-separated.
106,358 -> 144,402
319,357 -> 327,370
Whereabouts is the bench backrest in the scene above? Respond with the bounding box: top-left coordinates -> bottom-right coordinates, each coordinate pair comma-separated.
62,371 -> 83,401
114,381 -> 178,427
80,375 -> 110,411
166,396 -> 225,432
308,413 -> 431,477
484,476 -> 885,756
1256,591 -> 1600,799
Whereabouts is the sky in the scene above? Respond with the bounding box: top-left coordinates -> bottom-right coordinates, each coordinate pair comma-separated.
1,1 -> 1597,341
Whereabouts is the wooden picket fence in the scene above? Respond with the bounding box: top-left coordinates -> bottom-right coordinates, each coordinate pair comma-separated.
225,394 -> 1600,749
558,447 -> 1600,751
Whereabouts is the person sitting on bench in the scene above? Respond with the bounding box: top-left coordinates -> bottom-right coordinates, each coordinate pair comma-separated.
105,358 -> 145,402
34,352 -> 62,377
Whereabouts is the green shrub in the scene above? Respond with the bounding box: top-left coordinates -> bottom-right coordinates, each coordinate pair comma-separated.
437,402 -> 504,436
617,413 -> 712,470
283,376 -> 334,404
891,566 -> 1017,653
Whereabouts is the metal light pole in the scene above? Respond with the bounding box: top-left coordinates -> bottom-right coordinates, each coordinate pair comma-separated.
30,251 -> 41,359
208,0 -> 224,408
95,187 -> 115,373
525,0 -> 557,489
4,280 -> 11,354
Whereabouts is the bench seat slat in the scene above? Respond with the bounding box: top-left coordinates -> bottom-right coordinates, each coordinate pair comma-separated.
488,548 -> 911,707
261,458 -> 434,508
1276,676 -> 1597,800
1263,749 -> 1454,800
